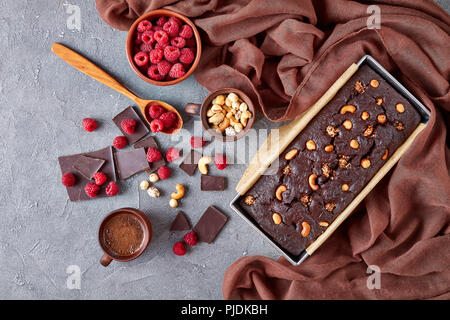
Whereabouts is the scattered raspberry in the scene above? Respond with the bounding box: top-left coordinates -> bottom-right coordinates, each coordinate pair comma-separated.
157,60 -> 172,76
179,24 -> 193,39
149,104 -> 166,119
169,16 -> 182,26
147,147 -> 162,162
121,119 -> 136,134
139,42 -> 153,53
85,183 -> 100,198
214,153 -> 227,170
168,63 -> 185,79
164,46 -> 180,62
147,64 -> 164,81
170,36 -> 186,48
141,30 -> 154,44
159,112 -> 178,128
183,231 -> 198,246
173,241 -> 186,256
190,136 -> 206,149
135,32 -> 143,45
61,173 -> 76,187
154,30 -> 169,46
93,172 -> 107,186
179,47 -> 194,64
137,20 -> 152,33
113,136 -> 128,149
149,48 -> 164,64
150,119 -> 164,133
157,166 -> 171,180
166,147 -> 181,162
106,181 -> 119,196
82,118 -> 97,132
156,16 -> 167,27
163,20 -> 179,37
134,51 -> 149,67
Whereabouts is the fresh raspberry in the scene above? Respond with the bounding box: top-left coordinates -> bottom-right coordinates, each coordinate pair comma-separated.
121,119 -> 136,134
82,118 -> 97,132
139,42 -> 153,53
214,153 -> 227,170
179,24 -> 193,39
106,181 -> 119,196
149,104 -> 165,119
113,136 -> 128,149
134,51 -> 149,67
149,48 -> 164,64
183,231 -> 198,246
170,36 -> 186,48
166,147 -> 181,162
168,63 -> 185,79
179,48 -> 194,64
159,112 -> 178,128
164,46 -> 180,62
93,172 -> 107,186
154,42 -> 168,50
157,166 -> 171,180
137,20 -> 152,33
173,241 -> 186,256
147,64 -> 164,81
157,60 -> 172,76
150,119 -> 164,133
163,20 -> 179,37
147,147 -> 162,162
85,183 -> 100,198
141,30 -> 154,44
154,30 -> 169,46
135,32 -> 143,45
152,25 -> 163,32
156,16 -> 167,27
169,16 -> 182,26
61,173 -> 76,187
190,136 -> 206,149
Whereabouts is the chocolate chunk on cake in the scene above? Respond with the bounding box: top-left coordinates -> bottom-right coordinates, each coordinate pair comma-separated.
240,65 -> 421,256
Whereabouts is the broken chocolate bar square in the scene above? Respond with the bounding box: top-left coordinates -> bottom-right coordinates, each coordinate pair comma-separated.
170,211 -> 191,231
201,175 -> 226,191
193,206 -> 228,243
114,148 -> 149,180
72,155 -> 105,180
133,136 -> 166,174
179,150 -> 202,176
112,106 -> 150,144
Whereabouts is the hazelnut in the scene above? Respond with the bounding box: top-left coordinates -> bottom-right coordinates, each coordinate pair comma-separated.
272,213 -> 282,225
244,195 -> 255,205
343,120 -> 352,130
324,144 -> 334,152
364,125 -> 374,137
381,148 -> 389,160
341,183 -> 349,191
140,180 -> 149,190
340,104 -> 356,114
306,140 -> 316,150
325,202 -> 336,212
377,114 -> 387,124
147,186 -> 160,198
361,111 -> 370,120
282,165 -> 291,175
275,185 -> 287,201
301,221 -> 311,237
169,199 -> 178,208
350,139 -> 359,149
149,173 -> 159,183
284,148 -> 298,160
326,125 -> 339,137
300,194 -> 311,207
354,81 -> 365,93
395,121 -> 405,131
361,158 -> 371,168
370,79 -> 379,88
396,103 -> 405,113
376,98 -> 383,106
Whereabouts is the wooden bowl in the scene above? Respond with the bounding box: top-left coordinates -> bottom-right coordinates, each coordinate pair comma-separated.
126,9 -> 202,86
185,88 -> 255,142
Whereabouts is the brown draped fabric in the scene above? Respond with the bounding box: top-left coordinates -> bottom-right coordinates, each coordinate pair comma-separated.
95,0 -> 450,299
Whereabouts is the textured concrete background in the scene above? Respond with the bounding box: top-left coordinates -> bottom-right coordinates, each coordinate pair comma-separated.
0,1 -> 448,300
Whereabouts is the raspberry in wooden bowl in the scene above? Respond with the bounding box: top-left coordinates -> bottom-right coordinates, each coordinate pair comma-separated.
126,9 -> 201,86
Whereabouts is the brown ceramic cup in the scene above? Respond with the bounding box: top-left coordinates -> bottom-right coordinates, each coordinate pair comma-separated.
98,208 -> 152,267
185,88 -> 255,142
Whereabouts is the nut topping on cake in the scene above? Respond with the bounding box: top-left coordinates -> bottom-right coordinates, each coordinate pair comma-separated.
354,81 -> 365,93
326,125 -> 339,137
377,114 -> 387,124
343,120 -> 352,130
272,213 -> 282,225
306,140 -> 316,151
321,163 -> 332,178
395,121 -> 405,131
282,165 -> 291,175
361,158 -> 371,168
363,125 -> 374,137
301,222 -> 311,237
300,194 -> 311,207
244,195 -> 255,205
308,174 -> 319,191
361,111 -> 370,120
396,103 -> 405,113
284,148 -> 299,160
325,202 -> 336,212
324,144 -> 334,152
370,79 -> 379,88
381,148 -> 389,160
275,185 -> 287,201
338,155 -> 350,169
340,105 -> 356,114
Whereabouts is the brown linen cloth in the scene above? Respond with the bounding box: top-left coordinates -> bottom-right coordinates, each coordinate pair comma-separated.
95,0 -> 450,299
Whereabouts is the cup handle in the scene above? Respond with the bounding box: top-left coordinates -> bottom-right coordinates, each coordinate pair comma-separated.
100,253 -> 112,267
185,103 -> 201,116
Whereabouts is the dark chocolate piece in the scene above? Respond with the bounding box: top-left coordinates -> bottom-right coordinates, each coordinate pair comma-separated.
201,175 -> 226,191
112,106 -> 150,144
179,150 -> 202,176
170,211 -> 191,231
58,146 -> 117,201
114,148 -> 149,180
72,155 -> 105,180
239,64 -> 421,256
193,206 -> 228,243
133,136 -> 166,174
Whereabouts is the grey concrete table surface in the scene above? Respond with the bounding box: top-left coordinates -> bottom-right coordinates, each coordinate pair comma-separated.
0,1 -> 448,300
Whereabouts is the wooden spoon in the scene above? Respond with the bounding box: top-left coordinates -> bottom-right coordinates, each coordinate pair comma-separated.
51,43 -> 183,134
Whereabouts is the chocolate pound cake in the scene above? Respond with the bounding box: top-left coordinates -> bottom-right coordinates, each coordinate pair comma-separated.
240,65 -> 421,257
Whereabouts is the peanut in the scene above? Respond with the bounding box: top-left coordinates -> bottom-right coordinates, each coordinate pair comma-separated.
343,120 -> 352,130
370,79 -> 379,88
272,213 -> 282,225
350,139 -> 359,149
341,183 -> 349,192
361,158 -> 371,168
319,221 -> 329,227
284,148 -> 298,160
361,111 -> 370,120
324,145 -> 334,152
306,140 -> 316,151
396,103 -> 405,113
377,114 -> 387,124
376,98 -> 383,106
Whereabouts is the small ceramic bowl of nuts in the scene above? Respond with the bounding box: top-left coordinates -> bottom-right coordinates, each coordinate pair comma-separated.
185,88 -> 255,142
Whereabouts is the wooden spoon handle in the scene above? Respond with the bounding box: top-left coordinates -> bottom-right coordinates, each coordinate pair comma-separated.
52,43 -> 141,104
